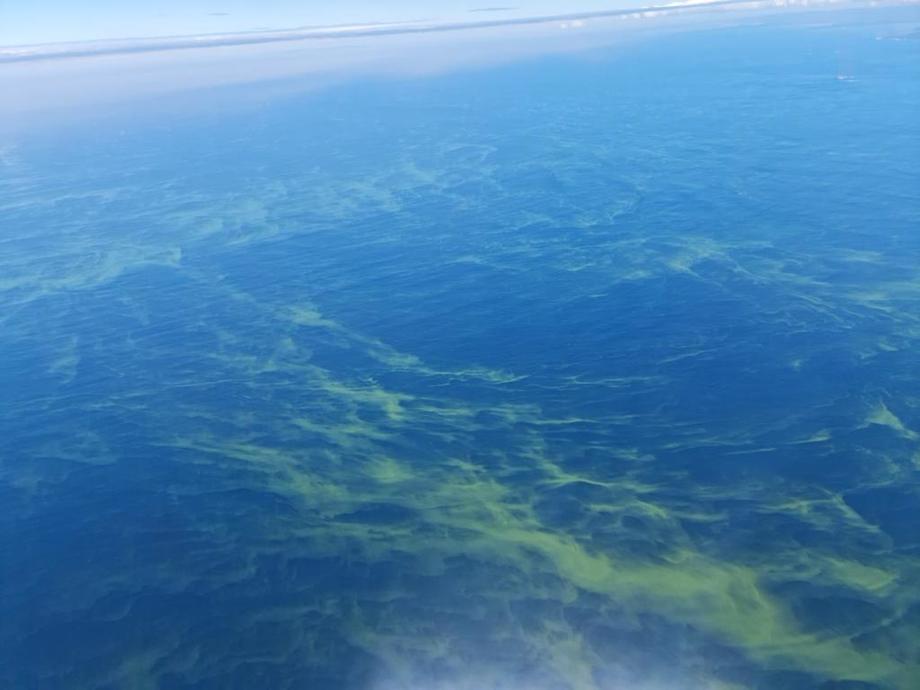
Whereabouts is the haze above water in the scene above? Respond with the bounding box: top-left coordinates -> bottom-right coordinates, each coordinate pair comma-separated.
7,0 -> 662,45
1,2 -> 919,690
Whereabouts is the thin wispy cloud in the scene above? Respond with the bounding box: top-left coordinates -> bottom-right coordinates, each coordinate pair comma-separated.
0,0 -> 906,124
0,0 -> 846,64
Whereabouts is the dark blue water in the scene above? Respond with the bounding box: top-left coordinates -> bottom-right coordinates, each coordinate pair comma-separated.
1,9 -> 919,690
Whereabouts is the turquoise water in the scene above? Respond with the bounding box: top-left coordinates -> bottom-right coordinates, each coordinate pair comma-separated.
1,9 -> 919,690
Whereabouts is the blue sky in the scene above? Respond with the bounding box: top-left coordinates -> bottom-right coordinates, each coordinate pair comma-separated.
2,1 -> 651,45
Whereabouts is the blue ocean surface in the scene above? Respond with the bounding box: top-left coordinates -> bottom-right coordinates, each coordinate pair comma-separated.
1,7 -> 919,690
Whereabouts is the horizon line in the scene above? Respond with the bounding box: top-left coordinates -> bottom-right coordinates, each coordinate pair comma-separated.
0,0 -> 839,64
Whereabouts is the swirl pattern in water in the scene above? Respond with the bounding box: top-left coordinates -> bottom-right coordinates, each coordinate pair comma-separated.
1,9 -> 919,690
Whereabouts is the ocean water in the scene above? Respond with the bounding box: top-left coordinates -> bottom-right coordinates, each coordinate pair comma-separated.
1,9 -> 919,690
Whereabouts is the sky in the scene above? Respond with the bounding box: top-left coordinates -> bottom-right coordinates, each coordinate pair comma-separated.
0,0 -> 881,124
2,1 -> 657,46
